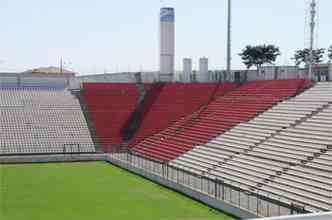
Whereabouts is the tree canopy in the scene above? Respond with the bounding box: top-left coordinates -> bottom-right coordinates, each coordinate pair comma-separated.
328,46 -> 332,62
239,44 -> 281,69
293,48 -> 325,66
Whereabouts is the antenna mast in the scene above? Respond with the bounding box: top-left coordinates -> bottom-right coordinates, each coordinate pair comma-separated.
226,0 -> 232,77
60,57 -> 63,74
308,0 -> 317,80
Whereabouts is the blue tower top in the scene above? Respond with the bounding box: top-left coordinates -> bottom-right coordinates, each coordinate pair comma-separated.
160,7 -> 174,22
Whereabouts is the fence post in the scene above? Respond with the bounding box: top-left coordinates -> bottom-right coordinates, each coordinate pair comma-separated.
129,152 -> 132,164
257,190 -> 260,215
247,191 -> 250,211
267,193 -> 270,217
176,167 -> 179,183
238,186 -> 241,207
278,196 -> 281,216
222,181 -> 225,200
291,203 -> 294,215
162,163 -> 165,177
230,184 -> 232,203
214,178 -> 218,199
166,164 -> 169,179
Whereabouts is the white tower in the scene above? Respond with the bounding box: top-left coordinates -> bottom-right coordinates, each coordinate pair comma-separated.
199,57 -> 209,82
183,58 -> 192,82
160,7 -> 175,82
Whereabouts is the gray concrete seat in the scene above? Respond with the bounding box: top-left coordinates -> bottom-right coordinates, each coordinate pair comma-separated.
196,145 -> 235,157
247,151 -> 300,164
285,128 -> 331,139
269,136 -> 327,149
279,131 -> 332,143
263,140 -> 320,153
261,184 -> 331,212
252,147 -> 307,161
257,144 -> 315,156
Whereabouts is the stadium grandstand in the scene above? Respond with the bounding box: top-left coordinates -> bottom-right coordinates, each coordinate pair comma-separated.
1,72 -> 331,219
1,1 -> 332,220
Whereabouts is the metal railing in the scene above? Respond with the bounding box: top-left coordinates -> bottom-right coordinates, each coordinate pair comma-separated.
63,144 -> 81,154
108,151 -> 309,218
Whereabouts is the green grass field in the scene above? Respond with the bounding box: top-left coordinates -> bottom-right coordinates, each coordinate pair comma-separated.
0,162 -> 235,220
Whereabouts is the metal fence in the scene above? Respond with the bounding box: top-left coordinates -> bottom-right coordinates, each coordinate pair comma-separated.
109,151 -> 309,218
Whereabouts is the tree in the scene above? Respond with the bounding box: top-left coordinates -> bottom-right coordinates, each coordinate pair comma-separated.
293,48 -> 325,66
239,44 -> 281,70
328,46 -> 332,62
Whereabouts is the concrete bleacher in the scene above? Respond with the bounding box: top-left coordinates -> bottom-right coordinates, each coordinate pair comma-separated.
129,83 -> 238,147
258,83 -> 332,212
0,88 -> 95,154
260,104 -> 332,212
82,83 -> 140,151
133,79 -> 309,161
170,82 -> 332,212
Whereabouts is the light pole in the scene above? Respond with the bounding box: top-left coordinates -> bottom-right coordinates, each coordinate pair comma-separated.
308,0 -> 317,80
226,0 -> 232,78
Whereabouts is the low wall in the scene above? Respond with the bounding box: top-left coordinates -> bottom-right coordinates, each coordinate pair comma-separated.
0,154 -> 106,164
251,212 -> 332,220
0,74 -> 68,89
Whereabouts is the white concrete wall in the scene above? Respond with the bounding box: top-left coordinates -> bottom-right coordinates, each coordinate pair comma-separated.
247,70 -> 261,81
259,66 -> 275,80
77,72 -> 160,84
251,212 -> 332,220
0,76 -> 19,87
0,75 -> 67,89
277,66 -> 300,79
68,77 -> 81,90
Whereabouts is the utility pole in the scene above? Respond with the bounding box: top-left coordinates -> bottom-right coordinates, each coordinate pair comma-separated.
226,0 -> 232,77
308,0 -> 316,80
60,57 -> 63,74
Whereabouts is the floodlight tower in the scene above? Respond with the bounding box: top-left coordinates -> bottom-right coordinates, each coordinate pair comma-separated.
308,0 -> 317,80
226,0 -> 232,77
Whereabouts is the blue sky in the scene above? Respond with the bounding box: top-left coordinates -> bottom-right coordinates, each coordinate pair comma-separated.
0,0 -> 331,75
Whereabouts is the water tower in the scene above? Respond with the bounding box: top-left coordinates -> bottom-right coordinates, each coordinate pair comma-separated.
159,7 -> 175,82
183,58 -> 192,82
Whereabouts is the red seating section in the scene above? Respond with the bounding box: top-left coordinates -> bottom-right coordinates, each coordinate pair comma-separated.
129,83 -> 238,147
83,83 -> 139,152
132,79 -> 310,162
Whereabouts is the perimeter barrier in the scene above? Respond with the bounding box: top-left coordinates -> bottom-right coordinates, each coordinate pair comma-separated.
108,151 -> 309,218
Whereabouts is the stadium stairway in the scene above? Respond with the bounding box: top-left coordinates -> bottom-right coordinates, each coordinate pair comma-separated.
72,90 -> 102,152
132,79 -> 311,162
128,83 -> 238,147
121,83 -> 165,142
170,81 -> 332,213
